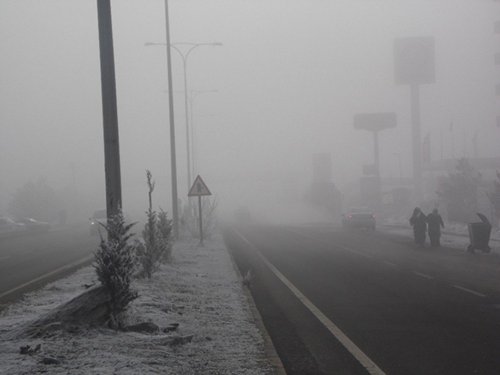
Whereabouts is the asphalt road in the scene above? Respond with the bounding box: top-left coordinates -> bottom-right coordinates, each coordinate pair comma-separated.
0,225 -> 98,304
225,224 -> 500,375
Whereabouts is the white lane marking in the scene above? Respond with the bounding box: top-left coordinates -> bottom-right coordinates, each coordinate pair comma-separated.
234,229 -> 386,375
452,285 -> 486,298
0,255 -> 93,300
383,260 -> 397,267
413,271 -> 433,280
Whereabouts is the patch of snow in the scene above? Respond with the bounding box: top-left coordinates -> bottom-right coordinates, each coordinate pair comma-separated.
0,236 -> 274,374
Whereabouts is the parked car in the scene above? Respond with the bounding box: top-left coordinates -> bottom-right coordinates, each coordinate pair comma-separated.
342,208 -> 376,230
0,216 -> 25,234
17,217 -> 50,233
89,209 -> 107,235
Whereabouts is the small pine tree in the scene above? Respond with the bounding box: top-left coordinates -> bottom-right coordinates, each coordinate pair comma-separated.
94,211 -> 137,329
137,171 -> 175,277
138,206 -> 159,278
137,170 -> 175,277
157,208 -> 173,262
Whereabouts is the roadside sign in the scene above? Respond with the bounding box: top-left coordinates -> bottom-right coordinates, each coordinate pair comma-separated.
188,175 -> 212,246
188,175 -> 212,197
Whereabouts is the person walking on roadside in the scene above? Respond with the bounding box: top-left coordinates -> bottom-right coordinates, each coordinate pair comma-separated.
427,208 -> 444,247
410,207 -> 427,247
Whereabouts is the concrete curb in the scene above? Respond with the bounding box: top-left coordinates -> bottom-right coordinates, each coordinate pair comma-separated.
224,238 -> 287,375
0,255 -> 94,305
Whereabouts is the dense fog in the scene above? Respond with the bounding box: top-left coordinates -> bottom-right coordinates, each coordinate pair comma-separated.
1,0 -> 499,224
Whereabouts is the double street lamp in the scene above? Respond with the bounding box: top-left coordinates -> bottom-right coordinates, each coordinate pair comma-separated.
145,41 -> 222,192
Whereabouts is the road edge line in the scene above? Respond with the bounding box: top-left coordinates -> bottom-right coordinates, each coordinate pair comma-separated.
224,231 -> 287,375
234,229 -> 386,375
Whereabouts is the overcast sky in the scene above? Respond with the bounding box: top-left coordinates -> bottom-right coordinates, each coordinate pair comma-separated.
1,0 -> 499,217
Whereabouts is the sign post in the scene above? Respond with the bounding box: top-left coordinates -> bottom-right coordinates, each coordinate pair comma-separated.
188,175 -> 212,245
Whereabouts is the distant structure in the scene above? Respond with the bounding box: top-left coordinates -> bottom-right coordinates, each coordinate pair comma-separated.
353,112 -> 397,205
305,153 -> 341,216
394,36 -> 435,203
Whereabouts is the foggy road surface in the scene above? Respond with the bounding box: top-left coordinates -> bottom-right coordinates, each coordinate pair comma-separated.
0,225 -> 97,303
225,224 -> 500,375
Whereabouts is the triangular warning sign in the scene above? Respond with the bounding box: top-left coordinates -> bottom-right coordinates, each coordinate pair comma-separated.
188,175 -> 212,197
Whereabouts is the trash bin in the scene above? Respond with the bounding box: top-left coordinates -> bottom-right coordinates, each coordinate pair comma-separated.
467,213 -> 491,253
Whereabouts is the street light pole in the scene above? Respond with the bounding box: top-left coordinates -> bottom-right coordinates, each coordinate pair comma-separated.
145,41 -> 222,193
169,43 -> 221,192
163,0 -> 179,238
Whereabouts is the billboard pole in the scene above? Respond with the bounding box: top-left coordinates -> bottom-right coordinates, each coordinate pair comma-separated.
394,37 -> 435,205
410,84 -> 422,203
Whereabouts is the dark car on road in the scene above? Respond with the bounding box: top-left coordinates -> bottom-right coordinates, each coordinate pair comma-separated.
342,208 -> 376,230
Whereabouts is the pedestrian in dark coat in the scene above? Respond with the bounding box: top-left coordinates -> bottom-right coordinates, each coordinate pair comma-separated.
410,207 -> 427,246
427,208 -> 444,247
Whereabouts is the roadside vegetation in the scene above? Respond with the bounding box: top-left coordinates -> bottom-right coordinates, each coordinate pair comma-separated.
136,170 -> 173,278
15,170 -> 175,336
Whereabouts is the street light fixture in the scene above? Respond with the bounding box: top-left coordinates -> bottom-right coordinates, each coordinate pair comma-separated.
144,41 -> 222,192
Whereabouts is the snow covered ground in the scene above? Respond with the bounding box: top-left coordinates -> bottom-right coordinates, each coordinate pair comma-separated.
0,236 -> 277,374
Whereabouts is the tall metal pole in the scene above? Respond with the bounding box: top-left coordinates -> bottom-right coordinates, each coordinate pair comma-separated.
96,0 -> 121,219
181,58 -> 192,192
144,42 -> 220,198
164,0 -> 179,238
173,44 -> 221,193
410,84 -> 422,203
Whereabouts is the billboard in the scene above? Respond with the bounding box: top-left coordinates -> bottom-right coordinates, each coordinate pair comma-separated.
394,37 -> 435,85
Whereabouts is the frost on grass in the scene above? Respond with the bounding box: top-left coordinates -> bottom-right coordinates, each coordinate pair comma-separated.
0,237 -> 274,374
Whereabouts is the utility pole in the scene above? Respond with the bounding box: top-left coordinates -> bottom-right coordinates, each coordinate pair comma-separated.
96,0 -> 121,219
164,0 -> 179,238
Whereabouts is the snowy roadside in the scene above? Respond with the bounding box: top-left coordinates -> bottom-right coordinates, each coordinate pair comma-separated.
0,236 -> 276,374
